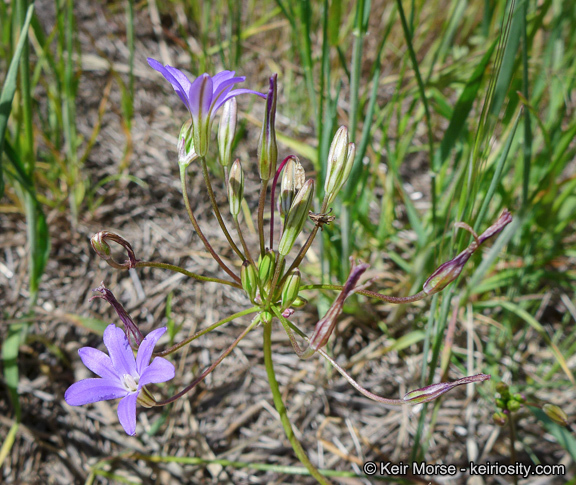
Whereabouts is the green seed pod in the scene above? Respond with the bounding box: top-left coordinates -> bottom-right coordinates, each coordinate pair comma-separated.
492,412 -> 508,427
279,179 -> 314,256
258,249 -> 277,289
228,159 -> 244,217
495,398 -> 507,409
281,269 -> 301,309
261,311 -> 273,324
218,98 -> 237,168
543,404 -> 569,427
241,261 -> 258,303
507,399 -> 522,413
513,393 -> 526,403
495,382 -> 510,398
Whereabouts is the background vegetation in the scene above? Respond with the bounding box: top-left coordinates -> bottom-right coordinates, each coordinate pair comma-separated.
1,0 -> 575,483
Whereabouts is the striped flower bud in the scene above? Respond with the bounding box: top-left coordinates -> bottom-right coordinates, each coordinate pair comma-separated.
178,119 -> 198,167
258,74 -> 278,180
402,374 -> 491,405
218,98 -> 237,168
543,404 -> 569,427
324,126 -> 356,204
278,179 -> 314,256
281,269 -> 301,310
279,157 -> 305,218
91,231 -> 138,270
241,261 -> 258,303
228,159 -> 244,217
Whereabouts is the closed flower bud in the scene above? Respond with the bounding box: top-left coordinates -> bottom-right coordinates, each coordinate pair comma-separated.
543,404 -> 569,427
291,296 -> 308,308
402,374 -> 491,405
493,412 -> 508,427
325,127 -> 356,205
281,269 -> 301,309
91,231 -> 138,270
228,159 -> 244,217
241,261 -> 258,303
178,119 -> 198,167
258,74 -> 278,180
218,98 -> 237,168
279,179 -> 314,256
513,393 -> 526,403
495,398 -> 507,409
496,381 -> 510,396
279,157 -> 305,218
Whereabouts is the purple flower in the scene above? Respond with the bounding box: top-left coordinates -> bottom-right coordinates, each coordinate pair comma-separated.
65,324 -> 175,435
147,58 -> 265,157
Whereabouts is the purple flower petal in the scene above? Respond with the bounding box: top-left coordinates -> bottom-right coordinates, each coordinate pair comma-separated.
188,74 -> 211,119
211,70 -> 236,91
139,357 -> 175,386
213,88 -> 266,113
103,324 -> 137,377
147,58 -> 189,109
78,347 -> 119,381
65,378 -> 127,406
117,392 -> 139,435
136,327 -> 167,375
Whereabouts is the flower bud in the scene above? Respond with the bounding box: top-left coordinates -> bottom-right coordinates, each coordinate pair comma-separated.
309,260 -> 369,350
178,119 -> 198,167
279,157 -> 305,218
281,269 -> 301,310
278,179 -> 314,256
258,249 -> 276,290
423,210 -> 513,295
218,98 -> 237,168
495,381 -> 510,396
543,404 -> 569,427
493,411 -> 508,427
241,261 -> 258,303
513,393 -> 526,403
324,126 -> 356,205
402,374 -> 491,405
258,74 -> 278,180
228,159 -> 244,217
91,231 -> 138,270
495,398 -> 507,409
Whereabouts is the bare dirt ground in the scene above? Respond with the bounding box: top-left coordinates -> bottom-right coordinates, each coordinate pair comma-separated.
1,1 -> 574,484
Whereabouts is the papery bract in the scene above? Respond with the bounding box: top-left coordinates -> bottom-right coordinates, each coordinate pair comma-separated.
65,324 -> 175,435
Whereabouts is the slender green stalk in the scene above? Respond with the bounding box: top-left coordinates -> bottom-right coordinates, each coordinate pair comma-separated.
233,216 -> 255,266
280,225 -> 321,287
135,261 -> 241,288
262,321 -> 332,485
300,284 -> 427,304
154,306 -> 259,357
199,157 -> 245,260
180,165 -> 240,283
521,0 -> 531,209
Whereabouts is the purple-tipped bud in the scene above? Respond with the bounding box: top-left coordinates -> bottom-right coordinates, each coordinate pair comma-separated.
543,404 -> 569,427
91,231 -> 138,270
228,159 -> 244,217
218,98 -> 237,168
309,260 -> 369,350
493,411 -> 508,427
178,119 -> 198,167
402,374 -> 491,404
90,283 -> 143,346
423,210 -> 512,295
258,74 -> 278,181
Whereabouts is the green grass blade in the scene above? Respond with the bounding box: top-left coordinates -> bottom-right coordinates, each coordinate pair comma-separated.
0,2 -> 34,197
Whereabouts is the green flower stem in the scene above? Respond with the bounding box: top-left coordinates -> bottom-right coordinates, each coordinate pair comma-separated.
233,216 -> 255,266
154,306 -> 259,357
199,156 -> 245,260
258,179 -> 269,256
300,284 -> 427,304
280,225 -> 320,288
262,321 -> 332,485
180,165 -> 240,284
155,315 -> 261,405
135,261 -> 241,288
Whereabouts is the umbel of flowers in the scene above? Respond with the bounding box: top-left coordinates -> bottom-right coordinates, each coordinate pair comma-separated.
67,60 -> 512,483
